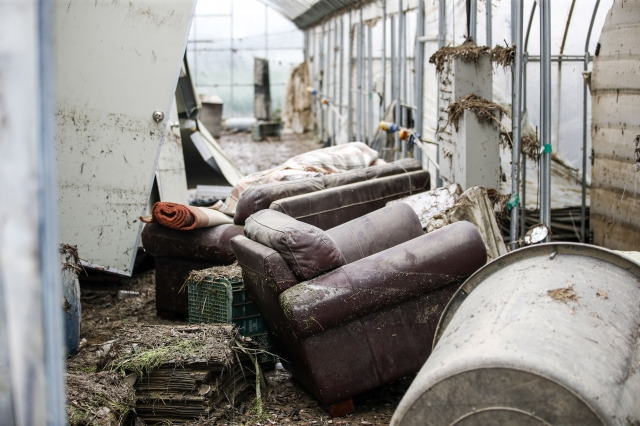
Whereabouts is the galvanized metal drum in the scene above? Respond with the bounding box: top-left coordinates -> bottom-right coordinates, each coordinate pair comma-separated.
391,243 -> 640,425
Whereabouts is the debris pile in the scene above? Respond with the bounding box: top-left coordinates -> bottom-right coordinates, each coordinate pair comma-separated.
67,324 -> 264,425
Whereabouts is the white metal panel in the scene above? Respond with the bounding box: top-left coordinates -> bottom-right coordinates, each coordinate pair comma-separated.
156,101 -> 189,204
56,0 -> 196,275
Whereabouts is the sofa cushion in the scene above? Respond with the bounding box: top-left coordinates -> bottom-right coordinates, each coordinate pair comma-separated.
244,209 -> 347,281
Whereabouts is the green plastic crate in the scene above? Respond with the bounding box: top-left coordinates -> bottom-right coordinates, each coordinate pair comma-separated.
187,276 -> 240,325
187,275 -> 276,369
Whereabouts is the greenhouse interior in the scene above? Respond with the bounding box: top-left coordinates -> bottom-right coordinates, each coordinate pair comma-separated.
2,0 -> 639,424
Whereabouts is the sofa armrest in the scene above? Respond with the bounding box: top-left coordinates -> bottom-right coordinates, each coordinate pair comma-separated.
279,221 -> 487,338
270,170 -> 431,230
230,235 -> 299,295
141,222 -> 243,263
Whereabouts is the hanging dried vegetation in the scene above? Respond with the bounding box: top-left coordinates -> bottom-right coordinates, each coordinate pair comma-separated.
429,38 -> 515,74
446,94 -> 508,132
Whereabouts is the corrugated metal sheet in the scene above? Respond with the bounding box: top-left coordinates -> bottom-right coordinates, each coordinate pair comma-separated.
261,0 -> 366,29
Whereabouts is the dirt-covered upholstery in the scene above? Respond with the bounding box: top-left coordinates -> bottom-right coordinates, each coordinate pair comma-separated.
233,157 -> 423,225
230,203 -> 487,416
142,159 -> 429,319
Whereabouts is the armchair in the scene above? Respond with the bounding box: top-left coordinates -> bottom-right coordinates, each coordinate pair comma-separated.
142,159 -> 428,319
230,202 -> 487,416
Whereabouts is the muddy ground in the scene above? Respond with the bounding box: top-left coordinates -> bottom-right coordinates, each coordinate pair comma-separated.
67,130 -> 414,425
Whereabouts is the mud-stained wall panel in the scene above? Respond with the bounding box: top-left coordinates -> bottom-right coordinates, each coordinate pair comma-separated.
55,0 -> 196,275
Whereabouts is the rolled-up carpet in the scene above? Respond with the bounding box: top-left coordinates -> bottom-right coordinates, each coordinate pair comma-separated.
141,202 -> 233,231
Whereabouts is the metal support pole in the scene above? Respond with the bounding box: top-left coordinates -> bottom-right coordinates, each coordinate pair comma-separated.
486,0 -> 492,47
368,24 -> 374,144
520,53 -> 529,238
230,1 -> 235,116
394,2 -> 402,160
308,29 -> 315,133
400,0 -> 407,158
391,15 -> 399,159
332,18 -> 338,145
325,22 -> 330,143
510,0 -> 523,249
339,16 -> 344,141
357,10 -> 364,142
540,0 -> 552,234
469,0 -> 477,41
414,0 -> 425,163
521,1 -> 536,238
434,0 -> 446,187
318,27 -> 324,140
382,0 -> 387,115
348,11 -> 353,141
582,0 -> 601,242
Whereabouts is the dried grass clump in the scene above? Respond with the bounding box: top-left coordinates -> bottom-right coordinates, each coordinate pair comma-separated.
500,132 -> 540,162
446,94 -> 507,132
66,370 -> 136,426
487,189 -> 511,222
429,38 -> 491,74
547,285 -> 580,303
103,324 -> 238,377
521,134 -> 540,161
491,45 -> 515,68
187,262 -> 243,284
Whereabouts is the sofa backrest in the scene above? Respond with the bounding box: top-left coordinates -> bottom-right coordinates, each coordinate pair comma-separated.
270,170 -> 430,230
233,158 -> 422,226
234,177 -> 325,226
321,157 -> 422,188
326,202 -> 424,263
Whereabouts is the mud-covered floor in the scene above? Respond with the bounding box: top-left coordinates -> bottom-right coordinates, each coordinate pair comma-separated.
68,130 -> 414,425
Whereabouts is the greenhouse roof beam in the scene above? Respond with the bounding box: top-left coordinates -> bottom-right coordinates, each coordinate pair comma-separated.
259,0 -> 360,29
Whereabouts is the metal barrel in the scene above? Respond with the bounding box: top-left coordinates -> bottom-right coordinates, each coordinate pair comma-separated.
391,243 -> 640,425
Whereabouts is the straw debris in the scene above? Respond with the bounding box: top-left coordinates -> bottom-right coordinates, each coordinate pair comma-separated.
187,262 -> 243,284
66,370 -> 136,426
487,189 -> 511,222
547,285 -> 579,303
429,38 -> 491,74
491,45 -> 515,68
103,324 -> 237,376
501,132 -> 541,161
446,94 -> 507,133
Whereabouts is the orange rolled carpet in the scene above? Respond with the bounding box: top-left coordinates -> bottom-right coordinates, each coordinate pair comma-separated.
141,202 -> 233,231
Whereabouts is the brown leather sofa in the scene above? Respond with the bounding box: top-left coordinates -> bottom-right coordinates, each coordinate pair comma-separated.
230,203 -> 487,416
142,159 -> 429,319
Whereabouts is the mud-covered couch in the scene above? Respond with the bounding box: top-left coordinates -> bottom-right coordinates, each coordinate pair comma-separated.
230,203 -> 487,416
142,158 -> 429,319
